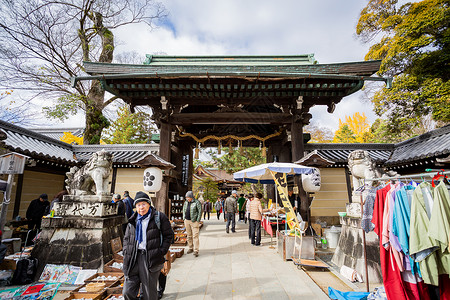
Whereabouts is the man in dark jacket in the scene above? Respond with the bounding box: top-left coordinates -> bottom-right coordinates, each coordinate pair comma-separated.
113,194 -> 128,236
224,190 -> 238,233
26,193 -> 50,230
122,191 -> 134,219
122,191 -> 174,300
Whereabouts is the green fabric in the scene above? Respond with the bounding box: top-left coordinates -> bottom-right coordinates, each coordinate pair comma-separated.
183,199 -> 202,222
238,197 -> 246,211
410,182 -> 440,285
429,182 -> 450,251
429,181 -> 450,277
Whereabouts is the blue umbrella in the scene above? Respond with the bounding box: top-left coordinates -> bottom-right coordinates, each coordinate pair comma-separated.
233,162 -> 314,183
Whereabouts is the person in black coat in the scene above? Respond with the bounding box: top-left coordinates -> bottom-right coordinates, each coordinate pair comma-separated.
122,191 -> 174,300
26,193 -> 50,230
113,194 -> 128,236
122,191 -> 134,219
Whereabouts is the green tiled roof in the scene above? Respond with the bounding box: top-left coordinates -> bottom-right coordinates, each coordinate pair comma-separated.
83,55 -> 381,78
143,54 -> 317,66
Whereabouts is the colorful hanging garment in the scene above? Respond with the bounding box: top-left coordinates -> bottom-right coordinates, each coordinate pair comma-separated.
392,185 -> 421,276
372,184 -> 408,299
410,182 -> 440,286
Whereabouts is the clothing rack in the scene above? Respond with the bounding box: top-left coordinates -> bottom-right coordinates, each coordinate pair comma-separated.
362,170 -> 450,182
358,169 -> 449,292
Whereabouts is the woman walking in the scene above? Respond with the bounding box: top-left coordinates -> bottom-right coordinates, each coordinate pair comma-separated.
249,192 -> 263,246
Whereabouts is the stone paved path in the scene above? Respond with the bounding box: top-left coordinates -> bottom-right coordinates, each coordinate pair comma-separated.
164,216 -> 329,300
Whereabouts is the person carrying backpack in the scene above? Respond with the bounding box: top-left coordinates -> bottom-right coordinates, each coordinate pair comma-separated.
122,191 -> 134,219
122,191 -> 174,300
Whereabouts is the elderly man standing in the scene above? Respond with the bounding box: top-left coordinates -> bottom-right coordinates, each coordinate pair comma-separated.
122,192 -> 173,300
183,191 -> 202,257
224,190 -> 238,233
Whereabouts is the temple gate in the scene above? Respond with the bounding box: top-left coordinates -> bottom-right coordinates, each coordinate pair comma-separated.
74,54 -> 386,221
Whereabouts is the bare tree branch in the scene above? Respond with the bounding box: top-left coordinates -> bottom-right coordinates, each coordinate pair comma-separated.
0,0 -> 167,143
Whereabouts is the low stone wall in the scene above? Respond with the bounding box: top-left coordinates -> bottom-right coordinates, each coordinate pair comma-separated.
32,216 -> 124,274
331,216 -> 382,283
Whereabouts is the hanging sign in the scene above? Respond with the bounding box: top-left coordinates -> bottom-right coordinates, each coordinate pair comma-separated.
0,152 -> 28,174
269,170 -> 300,232
181,154 -> 189,186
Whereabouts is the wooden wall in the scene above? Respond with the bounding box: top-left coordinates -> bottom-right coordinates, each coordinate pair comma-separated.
112,168 -> 146,200
8,170 -> 65,221
310,168 -> 349,217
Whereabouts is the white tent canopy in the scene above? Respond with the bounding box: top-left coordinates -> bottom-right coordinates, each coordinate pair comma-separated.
233,162 -> 314,184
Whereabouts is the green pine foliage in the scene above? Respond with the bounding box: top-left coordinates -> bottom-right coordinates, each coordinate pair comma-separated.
210,147 -> 266,175
102,105 -> 154,144
333,124 -> 357,143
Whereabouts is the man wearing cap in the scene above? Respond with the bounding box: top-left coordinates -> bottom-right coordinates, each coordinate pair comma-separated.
182,191 -> 202,257
123,191 -> 174,300
224,190 -> 238,233
26,193 -> 50,230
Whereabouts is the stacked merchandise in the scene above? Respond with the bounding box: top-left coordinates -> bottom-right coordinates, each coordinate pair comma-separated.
0,282 -> 60,299
362,178 -> 450,299
172,220 -> 187,245
68,272 -> 123,299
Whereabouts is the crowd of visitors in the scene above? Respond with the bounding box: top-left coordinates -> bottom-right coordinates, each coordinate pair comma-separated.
23,188 -> 272,299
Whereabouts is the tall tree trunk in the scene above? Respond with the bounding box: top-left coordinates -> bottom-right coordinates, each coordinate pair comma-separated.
84,81 -> 109,144
82,12 -> 114,144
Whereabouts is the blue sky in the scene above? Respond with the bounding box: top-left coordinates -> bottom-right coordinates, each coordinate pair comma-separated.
35,0 -> 383,132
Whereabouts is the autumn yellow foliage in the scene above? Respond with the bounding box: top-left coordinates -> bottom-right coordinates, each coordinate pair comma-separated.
60,132 -> 83,145
333,112 -> 373,143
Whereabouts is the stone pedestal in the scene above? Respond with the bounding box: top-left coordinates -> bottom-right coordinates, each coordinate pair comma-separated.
331,216 -> 382,283
31,195 -> 124,278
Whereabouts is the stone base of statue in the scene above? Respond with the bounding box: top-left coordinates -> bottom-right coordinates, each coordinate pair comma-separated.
31,195 -> 124,278
331,216 -> 382,283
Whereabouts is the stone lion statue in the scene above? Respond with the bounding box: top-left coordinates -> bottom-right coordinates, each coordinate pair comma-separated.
348,150 -> 397,192
66,150 -> 113,196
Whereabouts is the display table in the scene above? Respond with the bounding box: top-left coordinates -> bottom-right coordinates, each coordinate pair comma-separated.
261,216 -> 286,237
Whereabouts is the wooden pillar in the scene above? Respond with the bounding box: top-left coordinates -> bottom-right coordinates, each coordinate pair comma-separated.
110,167 -> 118,194
13,174 -> 24,218
156,121 -> 171,214
291,121 -> 304,162
291,114 -> 308,222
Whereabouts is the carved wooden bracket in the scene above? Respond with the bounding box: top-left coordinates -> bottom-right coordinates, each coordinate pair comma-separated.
327,102 -> 336,113
301,113 -> 313,125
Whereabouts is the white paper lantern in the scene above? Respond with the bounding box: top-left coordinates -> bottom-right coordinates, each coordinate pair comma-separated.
143,167 -> 162,192
302,168 -> 321,193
